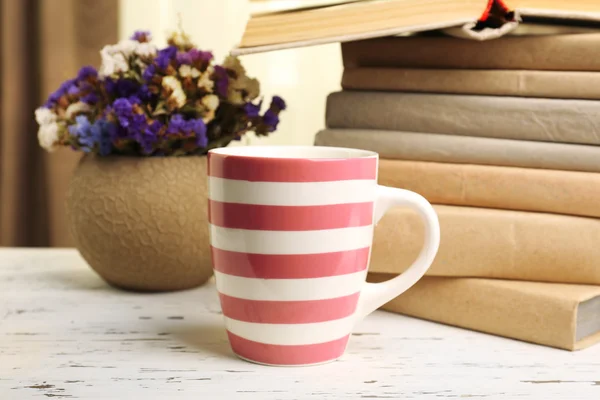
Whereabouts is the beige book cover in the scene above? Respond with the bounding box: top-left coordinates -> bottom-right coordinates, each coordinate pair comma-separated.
378,159 -> 600,218
233,0 -> 489,55
371,205 -> 600,284
342,68 -> 600,100
314,129 -> 600,173
326,91 -> 600,146
342,32 -> 600,71
235,0 -> 600,55
367,274 -> 600,351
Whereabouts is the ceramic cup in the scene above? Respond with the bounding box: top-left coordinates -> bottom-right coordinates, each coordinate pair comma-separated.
207,146 -> 440,366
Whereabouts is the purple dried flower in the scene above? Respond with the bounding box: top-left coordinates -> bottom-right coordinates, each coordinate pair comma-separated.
105,78 -> 140,98
166,115 -> 207,147
139,120 -> 161,154
243,102 -> 261,118
131,30 -> 151,42
45,79 -> 76,107
77,66 -> 98,82
81,93 -> 99,104
262,109 -> 280,131
138,84 -> 152,101
167,114 -> 187,135
213,66 -> 229,98
67,85 -> 80,96
131,113 -> 147,136
191,118 -> 207,147
112,98 -> 135,128
156,46 -> 177,70
176,49 -> 213,66
189,48 -> 213,63
270,96 -> 286,111
176,51 -> 193,66
68,115 -> 113,155
142,64 -> 157,82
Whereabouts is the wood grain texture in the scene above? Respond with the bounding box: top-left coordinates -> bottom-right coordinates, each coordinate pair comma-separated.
1,248 -> 600,399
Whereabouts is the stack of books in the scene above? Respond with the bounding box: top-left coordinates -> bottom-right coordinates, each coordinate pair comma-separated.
235,0 -> 600,351
315,31 -> 600,351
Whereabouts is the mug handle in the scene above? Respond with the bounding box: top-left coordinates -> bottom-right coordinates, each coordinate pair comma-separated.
355,185 -> 441,320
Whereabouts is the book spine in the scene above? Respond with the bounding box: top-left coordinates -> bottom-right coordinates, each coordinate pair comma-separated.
341,34 -> 600,71
326,91 -> 600,145
367,274 -> 578,350
341,68 -> 600,100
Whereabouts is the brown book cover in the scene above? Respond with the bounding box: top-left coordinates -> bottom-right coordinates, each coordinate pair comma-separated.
377,159 -> 600,218
342,32 -> 600,71
342,68 -> 600,100
367,274 -> 600,351
314,129 -> 600,173
326,91 -> 600,145
371,205 -> 600,285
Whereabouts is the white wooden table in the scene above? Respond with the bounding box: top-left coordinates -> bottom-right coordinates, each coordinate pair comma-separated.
1,248 -> 599,399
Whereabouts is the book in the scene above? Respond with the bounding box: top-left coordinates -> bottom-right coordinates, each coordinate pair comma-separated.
341,68 -> 600,99
233,0 -> 600,55
326,91 -> 600,145
233,0 -> 490,55
370,205 -> 600,285
367,274 -> 600,351
314,129 -> 600,173
250,0 -> 362,16
377,159 -> 600,218
341,32 -> 600,71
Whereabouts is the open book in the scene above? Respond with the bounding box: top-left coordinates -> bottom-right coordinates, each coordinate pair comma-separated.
233,0 -> 600,55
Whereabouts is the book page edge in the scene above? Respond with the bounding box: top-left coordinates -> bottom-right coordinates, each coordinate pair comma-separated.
230,18 -> 476,56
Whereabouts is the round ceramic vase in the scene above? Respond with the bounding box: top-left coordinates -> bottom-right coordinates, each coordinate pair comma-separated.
66,154 -> 213,291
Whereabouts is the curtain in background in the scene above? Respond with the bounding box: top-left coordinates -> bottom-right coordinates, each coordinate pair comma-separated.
0,0 -> 118,247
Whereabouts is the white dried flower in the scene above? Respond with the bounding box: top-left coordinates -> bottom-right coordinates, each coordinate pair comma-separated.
65,102 -> 91,119
135,42 -> 157,58
162,76 -> 186,108
37,122 -> 60,152
35,107 -> 57,125
99,39 -> 142,77
99,45 -> 129,77
179,65 -> 201,78
202,94 -> 219,111
223,55 -> 245,76
162,76 -> 181,92
197,71 -> 214,92
169,31 -> 193,48
115,39 -> 139,56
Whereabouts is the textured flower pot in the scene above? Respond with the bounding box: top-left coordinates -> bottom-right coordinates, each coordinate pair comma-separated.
66,154 -> 213,291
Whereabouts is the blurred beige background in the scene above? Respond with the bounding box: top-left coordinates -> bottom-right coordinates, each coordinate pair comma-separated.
0,0 -> 342,248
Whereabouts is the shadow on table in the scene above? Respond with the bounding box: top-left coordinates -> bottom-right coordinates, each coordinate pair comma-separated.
159,323 -> 237,360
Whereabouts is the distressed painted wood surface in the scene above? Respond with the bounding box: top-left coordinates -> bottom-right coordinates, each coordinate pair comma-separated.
1,248 -> 599,399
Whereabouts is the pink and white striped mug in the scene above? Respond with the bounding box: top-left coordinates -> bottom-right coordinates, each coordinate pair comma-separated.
207,146 -> 440,366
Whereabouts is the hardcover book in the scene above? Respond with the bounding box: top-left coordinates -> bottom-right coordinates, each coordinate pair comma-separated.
370,205 -> 600,285
315,129 -> 600,173
325,91 -> 600,145
367,274 -> 600,351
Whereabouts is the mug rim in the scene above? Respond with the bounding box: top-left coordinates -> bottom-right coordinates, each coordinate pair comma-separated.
208,145 -> 378,160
